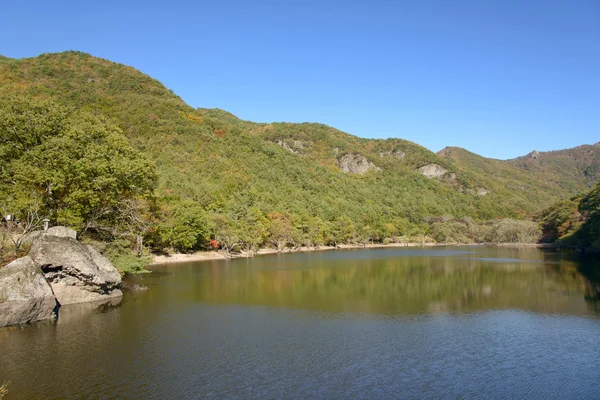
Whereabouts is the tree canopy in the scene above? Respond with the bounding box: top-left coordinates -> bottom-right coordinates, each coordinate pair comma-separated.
0,95 -> 157,235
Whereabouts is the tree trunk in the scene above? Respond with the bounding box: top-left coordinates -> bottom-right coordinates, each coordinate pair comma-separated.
136,235 -> 143,257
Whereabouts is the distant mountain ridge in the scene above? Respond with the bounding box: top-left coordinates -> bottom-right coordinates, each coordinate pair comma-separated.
438,143 -> 600,207
0,51 -> 597,237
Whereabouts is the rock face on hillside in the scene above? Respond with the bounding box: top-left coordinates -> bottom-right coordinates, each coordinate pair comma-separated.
338,153 -> 380,174
276,139 -> 307,154
418,164 -> 448,179
29,235 -> 122,305
0,256 -> 59,327
379,150 -> 405,159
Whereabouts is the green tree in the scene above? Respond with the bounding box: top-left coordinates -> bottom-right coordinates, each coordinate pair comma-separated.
329,216 -> 355,246
267,212 -> 296,252
239,207 -> 268,254
211,213 -> 242,256
159,201 -> 212,252
0,95 -> 157,236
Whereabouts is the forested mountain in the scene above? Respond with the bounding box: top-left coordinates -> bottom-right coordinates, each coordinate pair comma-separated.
439,145 -> 600,200
0,51 -> 597,261
537,182 -> 600,250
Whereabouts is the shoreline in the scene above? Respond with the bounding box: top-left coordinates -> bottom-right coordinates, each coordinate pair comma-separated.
149,242 -> 557,266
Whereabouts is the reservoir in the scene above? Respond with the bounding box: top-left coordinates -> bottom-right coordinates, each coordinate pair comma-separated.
1,246 -> 599,399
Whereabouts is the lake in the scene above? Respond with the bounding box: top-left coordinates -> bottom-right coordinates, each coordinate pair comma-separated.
1,246 -> 600,399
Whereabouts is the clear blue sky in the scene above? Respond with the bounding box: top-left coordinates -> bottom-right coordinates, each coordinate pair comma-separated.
1,0 -> 598,159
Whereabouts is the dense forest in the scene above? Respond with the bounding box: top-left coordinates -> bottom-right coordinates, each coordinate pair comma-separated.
1,51 -> 598,271
537,183 -> 600,251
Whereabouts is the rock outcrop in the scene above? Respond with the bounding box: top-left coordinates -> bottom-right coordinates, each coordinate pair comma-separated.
22,226 -> 78,245
379,150 -> 405,159
276,140 -> 308,154
418,164 -> 448,179
46,226 -> 77,239
29,235 -> 122,305
0,256 -> 59,327
338,153 -> 380,175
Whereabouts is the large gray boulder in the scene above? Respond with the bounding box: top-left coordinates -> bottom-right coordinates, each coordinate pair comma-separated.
0,256 -> 59,327
29,236 -> 122,305
21,226 -> 77,245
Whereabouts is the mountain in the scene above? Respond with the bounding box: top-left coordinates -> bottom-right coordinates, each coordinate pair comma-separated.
439,142 -> 600,207
507,145 -> 600,193
0,51 -> 597,251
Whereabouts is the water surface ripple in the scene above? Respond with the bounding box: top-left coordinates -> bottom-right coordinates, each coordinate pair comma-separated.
1,246 -> 599,399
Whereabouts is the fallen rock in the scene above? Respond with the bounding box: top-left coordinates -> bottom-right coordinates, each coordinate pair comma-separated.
0,256 -> 59,327
29,236 -> 122,305
338,153 -> 381,174
418,164 -> 448,178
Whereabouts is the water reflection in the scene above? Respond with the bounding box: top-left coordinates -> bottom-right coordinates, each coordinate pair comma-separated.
142,247 -> 600,317
579,257 -> 600,313
56,297 -> 123,325
2,247 -> 599,399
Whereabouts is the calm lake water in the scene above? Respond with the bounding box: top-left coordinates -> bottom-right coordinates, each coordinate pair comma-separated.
1,246 -> 600,399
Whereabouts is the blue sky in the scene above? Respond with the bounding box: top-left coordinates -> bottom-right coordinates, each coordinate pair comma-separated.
1,0 -> 598,159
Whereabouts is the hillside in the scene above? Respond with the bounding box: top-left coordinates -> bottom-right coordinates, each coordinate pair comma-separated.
508,145 -> 600,192
0,51 -> 597,254
537,182 -> 600,250
439,145 -> 600,206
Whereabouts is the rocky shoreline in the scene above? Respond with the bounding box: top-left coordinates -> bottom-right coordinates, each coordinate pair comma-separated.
0,227 -> 123,327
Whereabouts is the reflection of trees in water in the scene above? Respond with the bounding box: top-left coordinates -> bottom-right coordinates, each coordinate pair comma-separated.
190,250 -> 599,316
578,257 -> 600,312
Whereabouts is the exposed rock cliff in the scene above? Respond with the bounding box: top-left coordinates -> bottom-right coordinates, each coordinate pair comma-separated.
379,150 -> 405,159
338,153 -> 380,174
0,256 -> 59,327
418,164 -> 448,179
